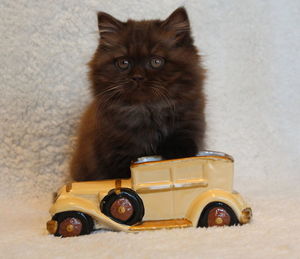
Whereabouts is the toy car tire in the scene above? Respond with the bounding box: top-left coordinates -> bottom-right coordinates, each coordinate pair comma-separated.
100,188 -> 144,225
197,202 -> 239,227
52,211 -> 94,237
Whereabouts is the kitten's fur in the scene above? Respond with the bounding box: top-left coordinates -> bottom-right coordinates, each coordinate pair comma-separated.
70,7 -> 206,181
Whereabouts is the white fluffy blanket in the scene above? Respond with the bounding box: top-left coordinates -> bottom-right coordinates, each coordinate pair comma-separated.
1,0 -> 299,258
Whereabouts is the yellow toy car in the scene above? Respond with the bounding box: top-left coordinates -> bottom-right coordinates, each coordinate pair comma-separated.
47,151 -> 252,237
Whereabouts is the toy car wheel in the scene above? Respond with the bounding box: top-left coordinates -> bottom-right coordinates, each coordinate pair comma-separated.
53,211 -> 94,237
101,188 -> 144,225
198,202 -> 239,227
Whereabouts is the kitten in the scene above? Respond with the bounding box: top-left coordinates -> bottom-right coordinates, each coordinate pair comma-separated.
70,7 -> 206,181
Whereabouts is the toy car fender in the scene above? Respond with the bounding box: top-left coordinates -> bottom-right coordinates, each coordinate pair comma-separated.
49,192 -> 130,232
186,189 -> 251,227
50,196 -> 97,217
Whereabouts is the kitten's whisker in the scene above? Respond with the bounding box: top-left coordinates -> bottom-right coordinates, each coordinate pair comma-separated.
96,85 -> 120,97
100,92 -> 120,107
95,86 -> 123,112
150,84 -> 176,114
149,86 -> 176,127
88,30 -> 100,35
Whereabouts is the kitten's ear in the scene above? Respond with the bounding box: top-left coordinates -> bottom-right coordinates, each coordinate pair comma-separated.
161,7 -> 191,43
97,12 -> 123,46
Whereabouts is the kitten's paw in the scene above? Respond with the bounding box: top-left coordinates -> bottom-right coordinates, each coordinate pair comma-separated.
159,138 -> 198,160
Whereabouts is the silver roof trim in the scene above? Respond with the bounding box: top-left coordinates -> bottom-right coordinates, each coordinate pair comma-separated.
133,150 -> 233,164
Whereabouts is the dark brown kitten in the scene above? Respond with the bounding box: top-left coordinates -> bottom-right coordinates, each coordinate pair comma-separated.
70,7 -> 206,181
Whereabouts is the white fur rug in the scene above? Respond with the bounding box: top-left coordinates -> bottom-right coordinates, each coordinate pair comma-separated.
1,0 -> 300,258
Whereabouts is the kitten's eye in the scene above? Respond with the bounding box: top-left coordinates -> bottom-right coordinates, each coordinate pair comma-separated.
116,58 -> 130,71
150,57 -> 165,69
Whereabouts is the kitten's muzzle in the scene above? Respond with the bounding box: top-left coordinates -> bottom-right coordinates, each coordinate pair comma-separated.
132,74 -> 144,82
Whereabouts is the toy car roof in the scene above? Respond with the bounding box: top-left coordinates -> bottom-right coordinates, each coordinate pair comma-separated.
133,150 -> 234,164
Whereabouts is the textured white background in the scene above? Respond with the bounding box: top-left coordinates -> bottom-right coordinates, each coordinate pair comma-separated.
0,0 -> 299,258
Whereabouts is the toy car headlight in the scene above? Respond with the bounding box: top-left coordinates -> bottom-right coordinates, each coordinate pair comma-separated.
241,208 -> 252,224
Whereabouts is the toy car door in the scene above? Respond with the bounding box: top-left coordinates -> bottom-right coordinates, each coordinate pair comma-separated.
171,158 -> 208,218
131,165 -> 174,220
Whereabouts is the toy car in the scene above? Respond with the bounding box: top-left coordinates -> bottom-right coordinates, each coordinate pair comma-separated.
47,151 -> 252,237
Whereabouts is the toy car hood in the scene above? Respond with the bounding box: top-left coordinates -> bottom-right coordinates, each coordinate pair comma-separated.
63,179 -> 132,195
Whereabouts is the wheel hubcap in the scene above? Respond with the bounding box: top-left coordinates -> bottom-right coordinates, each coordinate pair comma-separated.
110,197 -> 134,222
59,217 -> 82,237
215,217 -> 223,225
207,207 -> 231,226
66,224 -> 74,232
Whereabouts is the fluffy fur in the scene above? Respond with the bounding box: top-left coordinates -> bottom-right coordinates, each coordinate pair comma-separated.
70,7 -> 206,181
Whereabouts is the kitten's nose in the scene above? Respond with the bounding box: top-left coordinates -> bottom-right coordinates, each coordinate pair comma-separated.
132,74 -> 144,81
